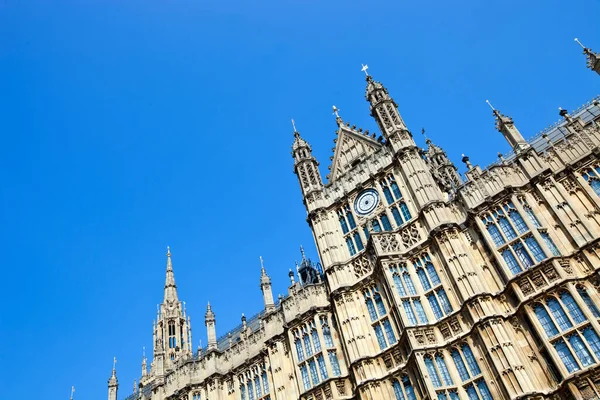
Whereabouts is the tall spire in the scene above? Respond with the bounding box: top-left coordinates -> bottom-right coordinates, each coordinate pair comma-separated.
108,357 -> 118,400
260,256 -> 275,313
486,100 -> 529,153
363,65 -> 414,150
164,246 -> 179,304
205,302 -> 217,351
575,38 -> 600,76
291,120 -> 324,199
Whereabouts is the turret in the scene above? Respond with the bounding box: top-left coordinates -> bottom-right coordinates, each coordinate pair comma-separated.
259,256 -> 276,313
363,64 -> 414,150
141,347 -> 147,377
205,302 -> 217,351
108,357 -> 118,400
152,247 -> 192,370
291,119 -> 324,201
486,100 -> 530,153
575,38 -> 600,76
422,129 -> 463,192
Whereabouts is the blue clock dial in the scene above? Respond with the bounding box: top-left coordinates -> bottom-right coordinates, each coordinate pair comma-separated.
354,189 -> 380,216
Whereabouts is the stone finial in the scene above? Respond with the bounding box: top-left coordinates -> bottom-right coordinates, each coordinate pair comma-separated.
559,107 -> 573,123
461,154 -> 473,170
288,269 -> 295,285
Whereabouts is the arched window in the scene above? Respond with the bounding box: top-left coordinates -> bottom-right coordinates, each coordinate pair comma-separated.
461,344 -> 481,376
560,291 -> 586,324
435,354 -> 453,386
451,349 -> 469,381
295,339 -> 304,361
534,304 -> 559,338
372,219 -> 382,233
568,333 -> 594,367
417,268 -> 431,291
403,273 -> 417,295
424,356 -> 441,388
381,214 -> 393,231
578,286 -> 600,318
311,329 -> 321,353
547,297 -> 572,331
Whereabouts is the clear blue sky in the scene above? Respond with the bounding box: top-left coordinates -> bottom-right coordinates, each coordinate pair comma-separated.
0,0 -> 598,398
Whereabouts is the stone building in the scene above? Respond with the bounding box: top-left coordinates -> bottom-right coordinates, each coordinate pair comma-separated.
108,40 -> 600,400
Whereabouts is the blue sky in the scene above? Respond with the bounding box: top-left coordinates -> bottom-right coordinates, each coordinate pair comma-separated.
0,0 -> 598,398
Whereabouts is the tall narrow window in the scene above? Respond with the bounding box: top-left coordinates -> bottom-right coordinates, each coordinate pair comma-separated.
578,286 -> 600,318
424,356 -> 442,388
435,354 -> 453,386
328,351 -> 341,376
462,344 -> 481,376
534,304 -> 559,338
582,165 -> 600,197
547,298 -> 572,331
317,354 -> 328,380
560,291 -> 586,324
451,349 -> 470,381
583,327 -> 600,359
311,329 -> 321,353
392,207 -> 403,226
541,232 -> 560,256
353,232 -> 364,251
381,214 -> 393,231
568,333 -> 594,367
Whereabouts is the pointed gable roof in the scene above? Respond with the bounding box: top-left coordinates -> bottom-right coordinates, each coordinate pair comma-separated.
328,123 -> 382,182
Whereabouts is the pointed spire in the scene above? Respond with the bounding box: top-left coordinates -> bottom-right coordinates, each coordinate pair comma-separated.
205,302 -> 217,351
486,100 -> 529,153
575,38 -> 600,76
164,246 -> 179,304
332,105 -> 343,126
260,256 -> 275,312
141,347 -> 147,377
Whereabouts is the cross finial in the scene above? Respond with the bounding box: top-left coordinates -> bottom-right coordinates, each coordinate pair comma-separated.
291,119 -> 298,133
332,105 -> 341,119
361,63 -> 369,76
575,38 -> 586,50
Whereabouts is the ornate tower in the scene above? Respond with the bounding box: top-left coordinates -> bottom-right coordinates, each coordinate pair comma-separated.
107,358 -> 118,400
152,247 -> 192,369
205,302 -> 217,351
422,131 -> 463,192
364,68 -> 446,208
575,38 -> 600,76
292,121 -> 323,204
486,100 -> 530,153
259,257 -> 276,313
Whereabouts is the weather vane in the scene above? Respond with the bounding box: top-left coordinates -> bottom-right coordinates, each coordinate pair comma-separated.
485,100 -> 496,111
361,63 -> 369,76
332,105 -> 341,119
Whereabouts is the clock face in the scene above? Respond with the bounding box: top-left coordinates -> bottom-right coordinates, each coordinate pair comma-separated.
354,189 -> 380,216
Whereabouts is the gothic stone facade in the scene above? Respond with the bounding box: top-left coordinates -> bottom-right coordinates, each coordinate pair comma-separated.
112,52 -> 600,400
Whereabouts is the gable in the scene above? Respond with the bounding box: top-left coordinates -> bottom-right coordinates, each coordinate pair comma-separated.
328,125 -> 382,182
